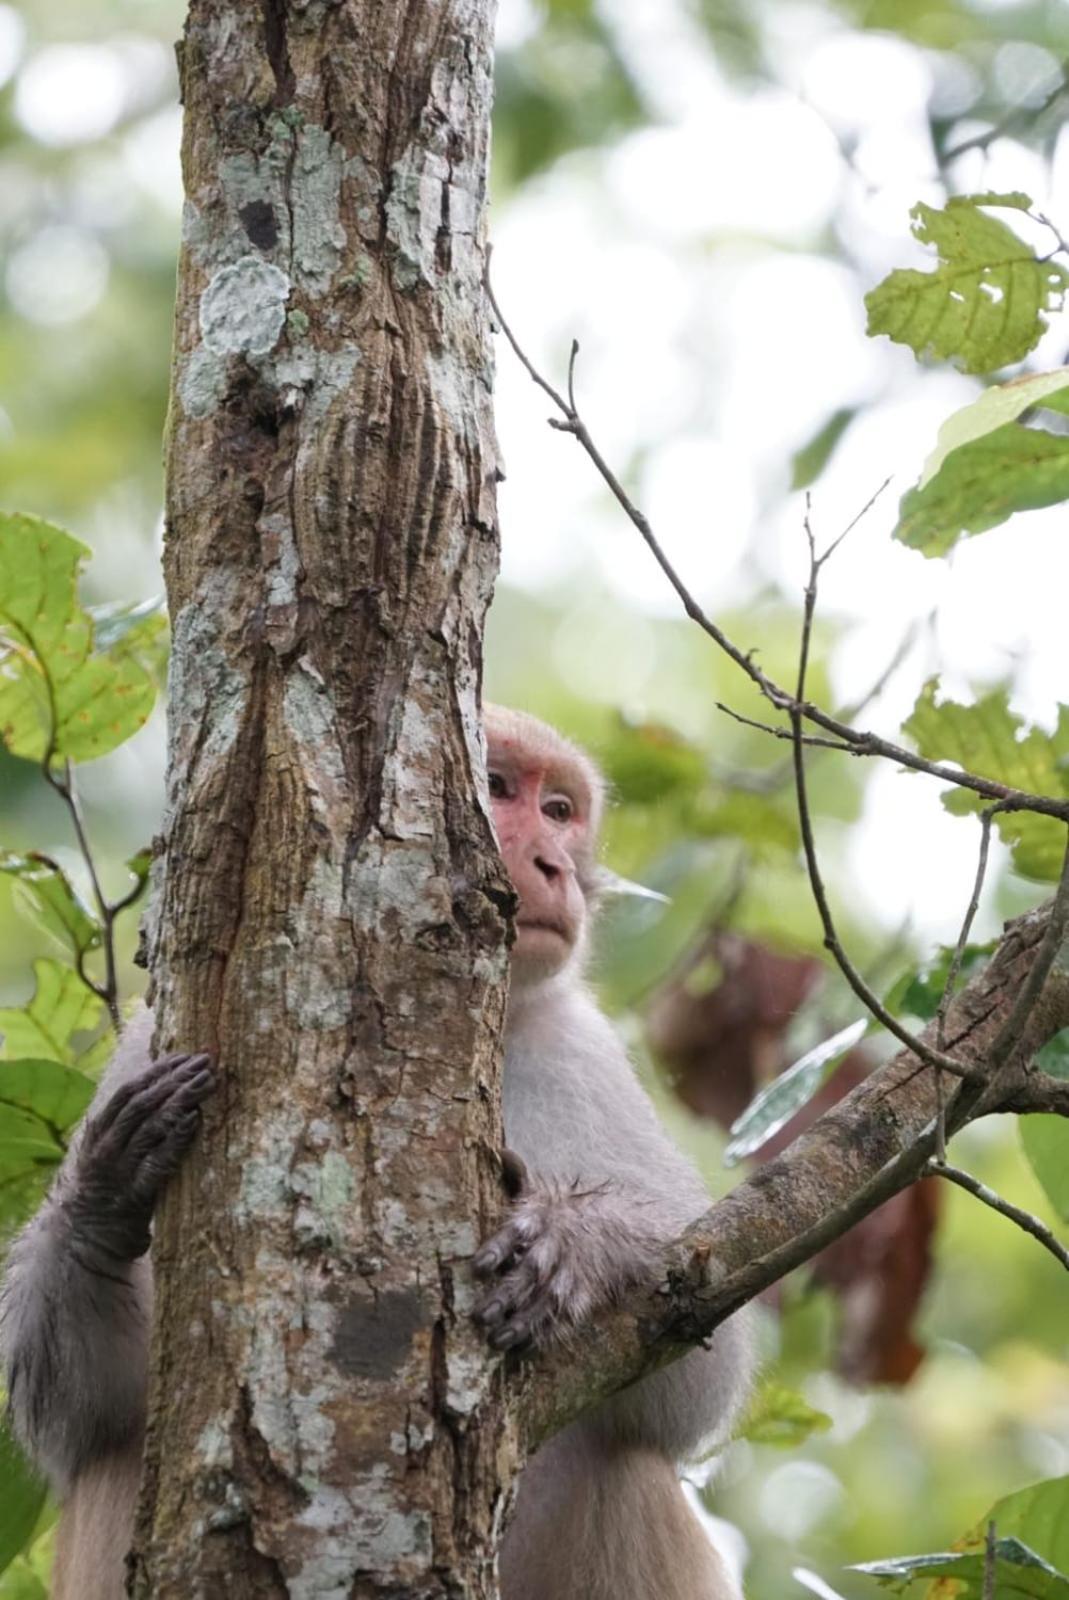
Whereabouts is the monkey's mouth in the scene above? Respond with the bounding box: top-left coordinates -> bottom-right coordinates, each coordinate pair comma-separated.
515,918 -> 568,941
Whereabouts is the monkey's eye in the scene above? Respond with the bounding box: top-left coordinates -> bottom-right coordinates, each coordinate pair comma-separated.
543,795 -> 573,824
488,771 -> 508,799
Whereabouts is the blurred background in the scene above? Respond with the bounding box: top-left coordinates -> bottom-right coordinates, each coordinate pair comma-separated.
2,0 -> 1069,1595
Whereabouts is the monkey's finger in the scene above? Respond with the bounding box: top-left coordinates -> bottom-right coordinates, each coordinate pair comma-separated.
472,1225 -> 526,1277
94,1057 -> 215,1152
88,1053 -> 213,1137
488,1316 -> 534,1353
123,1080 -> 213,1169
500,1148 -> 529,1200
128,1112 -> 204,1203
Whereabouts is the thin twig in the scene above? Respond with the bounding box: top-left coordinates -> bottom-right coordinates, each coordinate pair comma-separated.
788,522 -> 977,1081
936,810 -> 998,1054
927,1160 -> 1069,1272
933,808 -> 999,1159
714,701 -> 854,755
982,1521 -> 996,1600
485,268 -> 1069,824
942,69 -> 1069,163
43,759 -> 122,1032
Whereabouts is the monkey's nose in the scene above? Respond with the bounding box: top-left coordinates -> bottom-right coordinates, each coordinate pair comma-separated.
533,853 -> 560,881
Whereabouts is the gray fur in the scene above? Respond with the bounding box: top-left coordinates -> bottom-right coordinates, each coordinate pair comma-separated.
484,977 -> 753,1598
0,1008 -> 213,1491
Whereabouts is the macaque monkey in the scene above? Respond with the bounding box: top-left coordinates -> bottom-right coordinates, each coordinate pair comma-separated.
1,706 -> 752,1600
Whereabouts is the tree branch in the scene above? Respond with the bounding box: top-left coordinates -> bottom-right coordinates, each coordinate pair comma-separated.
518,895 -> 1069,1446
487,271 -> 1069,825
925,1161 -> 1069,1272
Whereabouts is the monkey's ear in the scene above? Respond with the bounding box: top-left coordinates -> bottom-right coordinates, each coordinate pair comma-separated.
499,1147 -> 530,1200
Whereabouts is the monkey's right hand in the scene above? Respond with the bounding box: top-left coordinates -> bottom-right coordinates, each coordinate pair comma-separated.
65,1052 -> 215,1261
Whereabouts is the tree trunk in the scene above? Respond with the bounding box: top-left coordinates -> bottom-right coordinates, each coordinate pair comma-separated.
134,1 -> 512,1594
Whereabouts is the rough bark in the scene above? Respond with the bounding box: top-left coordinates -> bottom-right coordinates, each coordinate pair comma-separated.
135,2 -> 511,1595
522,897 -> 1069,1447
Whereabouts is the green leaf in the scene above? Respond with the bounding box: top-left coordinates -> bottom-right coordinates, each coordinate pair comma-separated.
865,195 -> 1069,375
0,1425 -> 47,1580
1020,1117 -> 1069,1222
739,1380 -> 832,1448
0,958 -> 105,1067
791,407 -> 855,490
985,1476 -> 1069,1575
895,412 -> 1069,558
0,512 -> 158,763
0,852 -> 102,958
854,1535 -> 1069,1595
724,1018 -> 869,1165
884,941 -> 996,1021
601,720 -> 707,805
0,1058 -> 95,1135
904,682 -> 1069,882
911,370 -> 1069,491
0,1104 -> 66,1166
690,791 -> 800,853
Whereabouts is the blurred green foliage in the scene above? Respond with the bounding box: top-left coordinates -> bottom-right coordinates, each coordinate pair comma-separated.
3,0 -> 1069,1595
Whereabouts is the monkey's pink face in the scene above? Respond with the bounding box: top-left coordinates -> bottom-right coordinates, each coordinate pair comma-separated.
487,743 -> 590,983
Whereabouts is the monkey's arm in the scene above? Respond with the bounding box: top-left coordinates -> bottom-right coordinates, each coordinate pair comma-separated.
488,986 -> 754,1463
0,1009 -> 213,1490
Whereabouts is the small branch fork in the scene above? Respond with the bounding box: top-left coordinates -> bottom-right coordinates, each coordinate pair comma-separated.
488,262 -> 1069,1280
42,754 -> 145,1034
485,262 -> 1069,825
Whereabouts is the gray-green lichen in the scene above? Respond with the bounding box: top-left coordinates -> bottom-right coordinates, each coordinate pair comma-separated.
200,255 -> 290,357
291,124 -> 347,296
384,145 -> 446,293
178,343 -> 231,420
287,308 -> 311,337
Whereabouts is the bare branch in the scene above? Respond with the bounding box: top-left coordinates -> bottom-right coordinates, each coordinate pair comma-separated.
488,272 -> 1069,824
788,524 -> 977,1081
936,811 -> 998,1054
927,1160 -> 1069,1273
714,700 -> 853,755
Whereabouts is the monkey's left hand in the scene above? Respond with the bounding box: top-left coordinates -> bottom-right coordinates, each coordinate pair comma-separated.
473,1159 -> 658,1351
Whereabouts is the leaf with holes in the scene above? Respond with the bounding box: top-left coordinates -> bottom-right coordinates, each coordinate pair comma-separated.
865,195 -> 1069,374
0,512 -> 159,763
904,682 -> 1069,882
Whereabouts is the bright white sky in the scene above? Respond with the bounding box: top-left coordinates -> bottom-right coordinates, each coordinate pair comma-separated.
6,0 -> 1069,943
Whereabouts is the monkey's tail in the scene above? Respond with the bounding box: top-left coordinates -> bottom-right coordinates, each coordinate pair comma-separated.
52,1445 -> 141,1600
500,1426 -> 742,1600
